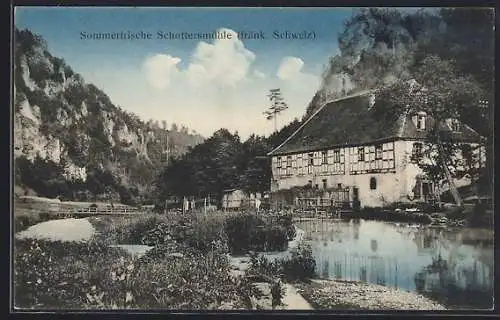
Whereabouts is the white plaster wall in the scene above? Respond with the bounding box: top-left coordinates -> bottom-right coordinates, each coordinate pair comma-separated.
271,139 -> 481,207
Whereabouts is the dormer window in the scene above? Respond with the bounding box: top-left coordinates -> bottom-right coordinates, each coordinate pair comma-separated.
448,119 -> 461,132
416,112 -> 426,130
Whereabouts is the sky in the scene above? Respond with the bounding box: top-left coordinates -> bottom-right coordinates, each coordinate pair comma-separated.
15,7 -> 373,139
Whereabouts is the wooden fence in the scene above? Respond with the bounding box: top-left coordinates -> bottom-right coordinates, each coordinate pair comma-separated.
14,202 -> 142,217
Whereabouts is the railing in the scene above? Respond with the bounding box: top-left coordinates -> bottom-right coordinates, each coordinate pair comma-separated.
69,207 -> 140,215
15,204 -> 141,216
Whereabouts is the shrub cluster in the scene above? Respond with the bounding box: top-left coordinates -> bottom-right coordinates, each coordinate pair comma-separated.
248,244 -> 317,282
224,214 -> 290,254
354,208 -> 433,224
14,237 -> 261,310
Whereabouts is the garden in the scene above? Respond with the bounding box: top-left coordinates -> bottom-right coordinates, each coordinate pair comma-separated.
13,211 -> 313,310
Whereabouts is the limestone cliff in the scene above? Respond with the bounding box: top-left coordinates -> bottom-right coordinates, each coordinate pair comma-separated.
13,28 -> 204,203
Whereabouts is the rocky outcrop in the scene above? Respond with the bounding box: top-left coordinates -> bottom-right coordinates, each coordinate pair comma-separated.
14,28 -> 204,200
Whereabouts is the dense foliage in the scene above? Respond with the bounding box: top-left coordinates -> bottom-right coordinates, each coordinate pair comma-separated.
14,211 -> 305,310
14,238 -> 260,310
248,245 -> 317,282
156,119 -> 302,203
307,8 -> 493,200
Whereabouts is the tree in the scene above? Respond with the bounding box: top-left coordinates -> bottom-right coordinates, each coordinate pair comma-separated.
156,129 -> 243,201
376,56 -> 484,206
414,8 -> 494,194
319,7 -> 493,197
267,118 -> 302,149
239,134 -> 272,193
264,89 -> 288,132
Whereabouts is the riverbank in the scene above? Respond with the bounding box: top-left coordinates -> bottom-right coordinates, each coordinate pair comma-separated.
13,213 -> 303,310
294,279 -> 446,310
15,213 -> 470,310
230,255 -> 447,310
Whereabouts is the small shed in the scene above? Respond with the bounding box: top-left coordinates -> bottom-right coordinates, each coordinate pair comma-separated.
222,189 -> 247,209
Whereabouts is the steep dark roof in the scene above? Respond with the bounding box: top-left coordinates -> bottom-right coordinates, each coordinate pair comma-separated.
268,91 -> 481,156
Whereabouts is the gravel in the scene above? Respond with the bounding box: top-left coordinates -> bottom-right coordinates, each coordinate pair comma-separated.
294,279 -> 446,310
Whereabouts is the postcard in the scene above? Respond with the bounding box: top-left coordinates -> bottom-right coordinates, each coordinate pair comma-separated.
12,6 -> 494,312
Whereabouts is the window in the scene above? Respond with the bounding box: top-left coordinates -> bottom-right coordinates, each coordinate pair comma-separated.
416,114 -> 426,130
322,151 -> 328,164
412,142 -> 423,157
277,157 -> 282,168
413,177 -> 422,198
308,153 -> 314,166
375,145 -> 383,160
358,147 -> 365,162
322,179 -> 328,189
333,149 -> 340,163
286,155 -> 292,167
337,183 -> 342,190
353,187 -> 359,199
449,119 -> 461,132
370,177 -> 377,190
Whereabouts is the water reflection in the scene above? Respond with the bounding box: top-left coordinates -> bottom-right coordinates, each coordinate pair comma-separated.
296,219 -> 494,309
371,239 -> 378,253
322,260 -> 330,279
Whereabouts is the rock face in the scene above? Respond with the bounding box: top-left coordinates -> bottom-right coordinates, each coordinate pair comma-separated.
13,28 -> 204,200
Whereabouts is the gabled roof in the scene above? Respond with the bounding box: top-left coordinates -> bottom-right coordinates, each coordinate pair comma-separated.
268,91 -> 481,156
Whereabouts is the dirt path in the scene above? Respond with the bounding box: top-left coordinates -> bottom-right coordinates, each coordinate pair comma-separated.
281,283 -> 313,310
229,258 -> 313,310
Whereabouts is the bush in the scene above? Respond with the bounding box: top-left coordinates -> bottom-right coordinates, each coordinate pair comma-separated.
280,245 -> 317,281
355,207 -> 433,224
184,215 -> 228,252
248,244 -> 317,282
14,215 -> 35,233
224,214 -> 264,254
93,215 -> 169,245
38,212 -> 51,222
445,207 -> 467,220
278,214 -> 296,241
14,237 -> 260,310
224,214 -> 290,254
14,238 -> 130,309
468,202 -> 493,228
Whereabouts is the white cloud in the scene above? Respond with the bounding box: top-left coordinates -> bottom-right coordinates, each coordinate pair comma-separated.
186,29 -> 256,87
143,28 -> 256,90
253,70 -> 266,79
125,30 -> 321,139
143,54 -> 181,90
276,56 -> 305,81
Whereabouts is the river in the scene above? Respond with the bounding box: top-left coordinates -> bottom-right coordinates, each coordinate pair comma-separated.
295,218 -> 494,309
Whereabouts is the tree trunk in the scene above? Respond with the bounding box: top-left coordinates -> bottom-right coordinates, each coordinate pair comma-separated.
436,134 -> 463,207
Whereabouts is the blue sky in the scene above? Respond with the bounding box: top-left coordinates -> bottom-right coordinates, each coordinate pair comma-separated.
14,7 -> 388,138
